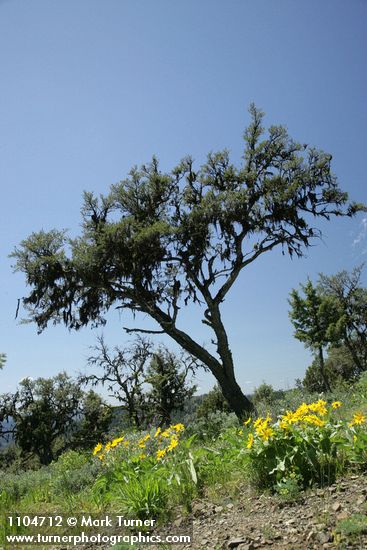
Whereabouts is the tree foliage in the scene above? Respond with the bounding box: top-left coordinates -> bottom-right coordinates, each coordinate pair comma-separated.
0,373 -> 111,465
292,267 -> 367,391
81,337 -> 197,428
11,105 -> 364,418
289,279 -> 340,390
252,382 -> 284,405
302,346 -> 357,392
81,336 -> 152,428
196,384 -> 231,418
145,347 -> 197,427
0,353 -> 6,370
319,265 -> 367,373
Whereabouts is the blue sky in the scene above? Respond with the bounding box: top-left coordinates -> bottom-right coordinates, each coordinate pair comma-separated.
1,0 -> 366,397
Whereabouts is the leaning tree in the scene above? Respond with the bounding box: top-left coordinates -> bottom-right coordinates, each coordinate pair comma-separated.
11,105 -> 365,418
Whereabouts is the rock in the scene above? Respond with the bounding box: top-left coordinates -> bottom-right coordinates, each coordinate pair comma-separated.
317,531 -> 331,544
331,502 -> 342,512
215,505 -> 224,513
228,539 -> 248,548
238,544 -> 255,550
356,495 -> 367,505
192,502 -> 205,516
336,511 -> 349,521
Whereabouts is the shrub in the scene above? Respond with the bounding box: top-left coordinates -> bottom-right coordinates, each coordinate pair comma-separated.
50,450 -> 102,497
245,400 -> 359,490
186,411 -> 239,440
196,385 -> 231,418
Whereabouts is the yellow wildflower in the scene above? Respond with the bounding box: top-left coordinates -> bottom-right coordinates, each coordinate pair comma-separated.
259,426 -> 274,441
331,401 -> 342,409
139,453 -> 146,460
253,417 -> 263,428
255,415 -> 271,436
349,412 -> 366,427
238,429 -> 244,436
281,411 -> 298,425
123,440 -> 129,447
280,420 -> 290,430
105,442 -> 111,452
156,449 -> 166,460
111,436 -> 124,448
246,433 -> 254,449
172,423 -> 185,433
244,417 -> 252,426
93,442 -> 103,456
161,429 -> 170,438
308,400 -> 327,416
294,403 -> 310,419
303,414 -> 325,427
154,427 -> 162,437
97,453 -> 104,461
167,436 -> 179,452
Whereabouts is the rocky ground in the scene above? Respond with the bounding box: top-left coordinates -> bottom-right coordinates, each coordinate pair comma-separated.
169,472 -> 367,549
54,473 -> 367,550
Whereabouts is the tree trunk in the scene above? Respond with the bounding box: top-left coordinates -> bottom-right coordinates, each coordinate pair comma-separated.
216,371 -> 255,419
149,302 -> 256,420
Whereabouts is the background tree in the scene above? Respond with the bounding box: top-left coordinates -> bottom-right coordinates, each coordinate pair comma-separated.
289,279 -> 340,391
302,346 -> 357,392
319,265 -> 367,373
252,382 -> 284,406
0,373 -> 111,465
71,390 -> 112,451
12,105 -> 365,418
145,347 -> 197,427
196,384 -> 231,418
80,336 -> 152,428
0,353 -> 6,369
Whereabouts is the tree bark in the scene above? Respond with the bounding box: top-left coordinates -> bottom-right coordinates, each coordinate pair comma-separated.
215,368 -> 255,419
146,300 -> 256,420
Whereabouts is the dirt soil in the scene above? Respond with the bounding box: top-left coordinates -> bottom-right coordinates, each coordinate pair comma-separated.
170,472 -> 367,549
61,473 -> 367,550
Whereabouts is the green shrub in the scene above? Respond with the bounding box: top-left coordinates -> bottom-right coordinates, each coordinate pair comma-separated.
50,450 -> 102,497
186,411 -> 239,440
246,400 -> 343,490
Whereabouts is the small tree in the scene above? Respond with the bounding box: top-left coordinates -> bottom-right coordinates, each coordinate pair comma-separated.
253,382 -> 280,405
81,336 -> 152,428
196,384 -> 231,418
71,390 -> 113,450
319,266 -> 367,373
0,373 -> 111,465
289,279 -> 340,391
302,346 -> 357,392
145,348 -> 197,427
12,105 -> 365,418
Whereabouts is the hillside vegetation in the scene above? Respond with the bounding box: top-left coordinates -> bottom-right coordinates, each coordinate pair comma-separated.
1,375 -> 367,548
